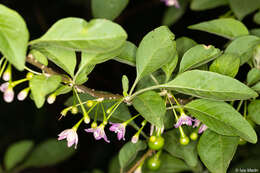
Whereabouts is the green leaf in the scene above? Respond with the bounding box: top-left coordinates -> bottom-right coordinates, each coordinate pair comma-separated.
176,37 -> 197,58
191,0 -> 228,11
248,100 -> 260,125
251,28 -> 260,37
91,0 -> 128,20
164,70 -> 258,101
30,75 -> 62,108
108,156 -> 120,173
74,45 -> 124,84
119,141 -> 147,169
188,18 -> 249,39
253,11 -> 260,24
22,139 -> 75,168
29,49 -> 48,66
136,71 -> 165,90
122,75 -> 129,96
30,18 -> 127,54
228,0 -> 260,20
209,53 -> 240,77
225,35 -> 260,65
198,130 -> 239,173
33,46 -> 76,77
143,153 -> 191,173
163,129 -> 198,167
133,91 -> 166,128
114,41 -> 137,66
55,85 -> 72,96
136,26 -> 175,81
162,52 -> 178,82
247,68 -> 260,86
179,44 -> 221,73
162,0 -> 189,26
252,81 -> 260,93
0,4 -> 29,70
185,99 -> 257,143
4,140 -> 34,170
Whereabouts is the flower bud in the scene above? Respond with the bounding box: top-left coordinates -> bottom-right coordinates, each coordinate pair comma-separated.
26,72 -> 34,80
86,100 -> 94,107
71,106 -> 78,114
17,88 -> 30,101
60,107 -> 71,117
47,93 -> 56,104
106,108 -> 112,114
91,122 -> 98,128
84,115 -> 90,124
2,71 -> 11,81
131,134 -> 139,144
4,87 -> 14,103
0,82 -> 9,92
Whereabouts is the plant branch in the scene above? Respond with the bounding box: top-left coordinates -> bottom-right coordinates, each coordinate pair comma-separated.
26,54 -> 123,99
126,149 -> 154,173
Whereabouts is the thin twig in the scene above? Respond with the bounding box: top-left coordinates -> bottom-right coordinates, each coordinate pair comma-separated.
126,149 -> 154,173
26,54 -> 123,99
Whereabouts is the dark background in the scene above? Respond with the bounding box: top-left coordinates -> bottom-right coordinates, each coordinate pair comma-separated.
0,0 -> 259,173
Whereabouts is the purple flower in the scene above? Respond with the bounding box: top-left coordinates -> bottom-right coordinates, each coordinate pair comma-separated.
85,124 -> 110,143
198,124 -> 208,134
0,82 -> 9,92
161,0 -> 180,8
2,71 -> 10,81
4,87 -> 14,103
174,113 -> 193,128
17,89 -> 29,101
193,119 -> 201,128
58,129 -> 78,149
109,123 -> 126,140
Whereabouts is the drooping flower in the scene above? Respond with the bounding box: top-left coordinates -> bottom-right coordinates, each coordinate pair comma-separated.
198,124 -> 208,134
47,93 -> 56,104
2,71 -> 10,81
17,88 -> 30,101
85,124 -> 110,143
0,82 -> 9,92
109,123 -> 126,140
4,87 -> 14,103
174,113 -> 193,128
193,119 -> 201,128
58,128 -> 78,149
161,0 -> 180,8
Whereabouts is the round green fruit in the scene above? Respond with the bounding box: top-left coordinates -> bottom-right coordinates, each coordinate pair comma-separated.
147,157 -> 161,171
180,136 -> 190,145
148,136 -> 165,150
190,132 -> 198,141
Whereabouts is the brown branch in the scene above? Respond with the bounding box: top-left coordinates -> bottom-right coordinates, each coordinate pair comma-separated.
126,149 -> 154,173
26,54 -> 123,99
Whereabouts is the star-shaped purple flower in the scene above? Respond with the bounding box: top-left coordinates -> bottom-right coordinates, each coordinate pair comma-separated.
109,123 -> 126,141
174,113 -> 193,128
58,128 -> 78,149
85,124 -> 110,143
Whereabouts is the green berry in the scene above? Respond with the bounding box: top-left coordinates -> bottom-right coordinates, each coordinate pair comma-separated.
147,156 -> 161,171
71,106 -> 78,114
148,136 -> 165,151
26,72 -> 34,80
180,136 -> 190,145
91,122 -> 97,128
190,132 -> 198,141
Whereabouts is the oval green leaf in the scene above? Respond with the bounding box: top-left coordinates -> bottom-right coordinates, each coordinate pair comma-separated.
248,100 -> 260,125
136,26 -> 175,81
164,70 -> 258,101
179,44 -> 221,73
198,130 -> 239,173
30,75 -> 62,108
30,18 -> 127,54
4,140 -> 34,170
185,99 -> 257,143
209,53 -> 240,77
188,18 -> 249,40
247,68 -> 260,86
133,91 -> 166,128
190,0 -> 228,11
0,4 -> 29,70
